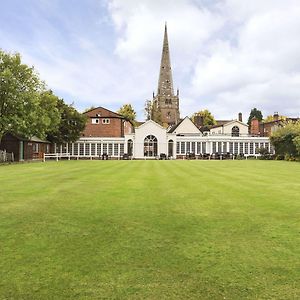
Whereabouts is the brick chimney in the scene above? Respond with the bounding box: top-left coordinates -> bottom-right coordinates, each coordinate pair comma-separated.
238,112 -> 243,122
250,117 -> 260,136
273,112 -> 279,121
194,115 -> 204,128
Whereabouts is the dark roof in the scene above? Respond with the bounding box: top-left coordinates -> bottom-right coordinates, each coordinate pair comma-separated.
5,133 -> 50,143
167,119 -> 184,133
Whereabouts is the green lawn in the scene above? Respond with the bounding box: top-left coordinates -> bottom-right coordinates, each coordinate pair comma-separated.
0,161 -> 299,299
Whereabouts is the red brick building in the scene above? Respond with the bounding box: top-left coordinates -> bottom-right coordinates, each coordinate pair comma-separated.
0,133 -> 51,161
250,113 -> 299,137
82,107 -> 134,138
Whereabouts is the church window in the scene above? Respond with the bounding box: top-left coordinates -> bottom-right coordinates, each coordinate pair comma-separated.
231,126 -> 240,137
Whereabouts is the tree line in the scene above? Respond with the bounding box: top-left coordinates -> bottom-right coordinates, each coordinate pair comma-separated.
0,49 -> 86,144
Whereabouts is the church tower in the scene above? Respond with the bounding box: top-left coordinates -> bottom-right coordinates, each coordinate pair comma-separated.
152,24 -> 180,127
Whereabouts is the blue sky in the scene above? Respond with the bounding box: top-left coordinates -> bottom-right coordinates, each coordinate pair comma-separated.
1,0 -> 300,121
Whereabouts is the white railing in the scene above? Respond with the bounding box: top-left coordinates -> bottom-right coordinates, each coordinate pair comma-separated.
43,153 -> 71,162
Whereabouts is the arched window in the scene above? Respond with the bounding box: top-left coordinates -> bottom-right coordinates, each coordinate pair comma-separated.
127,139 -> 133,156
232,126 -> 240,137
166,111 -> 171,119
168,140 -> 174,157
144,135 -> 158,157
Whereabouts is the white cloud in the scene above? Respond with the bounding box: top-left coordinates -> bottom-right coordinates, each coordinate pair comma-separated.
1,0 -> 300,120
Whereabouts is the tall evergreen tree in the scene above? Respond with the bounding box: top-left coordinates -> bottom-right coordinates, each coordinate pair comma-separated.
247,108 -> 263,126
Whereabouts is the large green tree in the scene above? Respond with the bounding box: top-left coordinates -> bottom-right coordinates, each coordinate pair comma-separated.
0,50 -> 44,142
117,104 -> 136,123
47,99 -> 86,144
270,121 -> 300,159
191,109 -> 216,126
247,108 -> 263,126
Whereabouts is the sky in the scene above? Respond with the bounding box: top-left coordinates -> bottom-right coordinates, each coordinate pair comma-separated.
1,0 -> 300,121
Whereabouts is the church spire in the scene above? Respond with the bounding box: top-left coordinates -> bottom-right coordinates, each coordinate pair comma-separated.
157,23 -> 174,96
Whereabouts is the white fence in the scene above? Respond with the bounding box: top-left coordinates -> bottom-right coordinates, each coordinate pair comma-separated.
43,153 -> 71,162
0,150 -> 14,163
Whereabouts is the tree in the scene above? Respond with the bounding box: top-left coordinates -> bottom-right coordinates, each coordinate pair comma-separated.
270,121 -> 300,159
144,99 -> 153,121
83,106 -> 96,113
117,104 -> 136,123
191,109 -> 216,126
0,49 -> 44,143
247,108 -> 263,126
263,115 -> 286,123
47,99 -> 87,144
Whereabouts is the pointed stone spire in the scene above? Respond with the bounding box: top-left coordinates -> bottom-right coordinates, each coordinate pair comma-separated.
151,23 -> 180,127
157,23 -> 174,96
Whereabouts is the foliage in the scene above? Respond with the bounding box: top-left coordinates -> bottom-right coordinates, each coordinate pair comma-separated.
0,161 -> 299,299
247,108 -> 263,126
270,121 -> 300,159
144,99 -> 153,121
263,114 -> 286,123
191,109 -> 216,126
47,99 -> 87,143
117,104 -> 136,123
83,106 -> 96,113
0,49 -> 44,142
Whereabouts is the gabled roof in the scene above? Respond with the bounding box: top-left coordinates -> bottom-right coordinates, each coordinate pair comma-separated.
212,119 -> 248,129
168,117 -> 201,134
167,118 -> 184,133
83,106 -> 124,118
136,119 -> 166,130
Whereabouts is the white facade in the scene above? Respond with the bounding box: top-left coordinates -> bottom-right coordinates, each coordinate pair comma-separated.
210,120 -> 249,136
54,119 -> 273,159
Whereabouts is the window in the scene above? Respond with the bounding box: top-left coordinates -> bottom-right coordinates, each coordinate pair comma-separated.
166,111 -> 171,119
222,142 -> 227,153
212,142 -> 216,153
232,126 -> 240,137
202,142 -> 206,153
165,99 -> 172,105
240,143 -> 244,154
91,144 -> 96,156
108,144 -> 113,155
79,144 -> 84,155
103,143 -> 107,154
102,118 -> 110,124
74,143 -> 78,155
245,143 -> 249,154
85,144 -> 90,156
218,142 -> 222,153
92,118 -> 99,124
168,140 -> 174,157
33,143 -> 39,152
114,144 -> 119,156
120,144 -> 124,156
186,142 -> 190,153
197,142 -> 201,154
181,142 -> 185,154
234,142 -> 238,154
127,140 -> 133,156
176,142 -> 180,154
191,142 -> 196,154
255,143 -> 259,154
144,135 -> 158,157
250,143 -> 254,154
229,142 -> 233,154
97,143 -> 101,155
